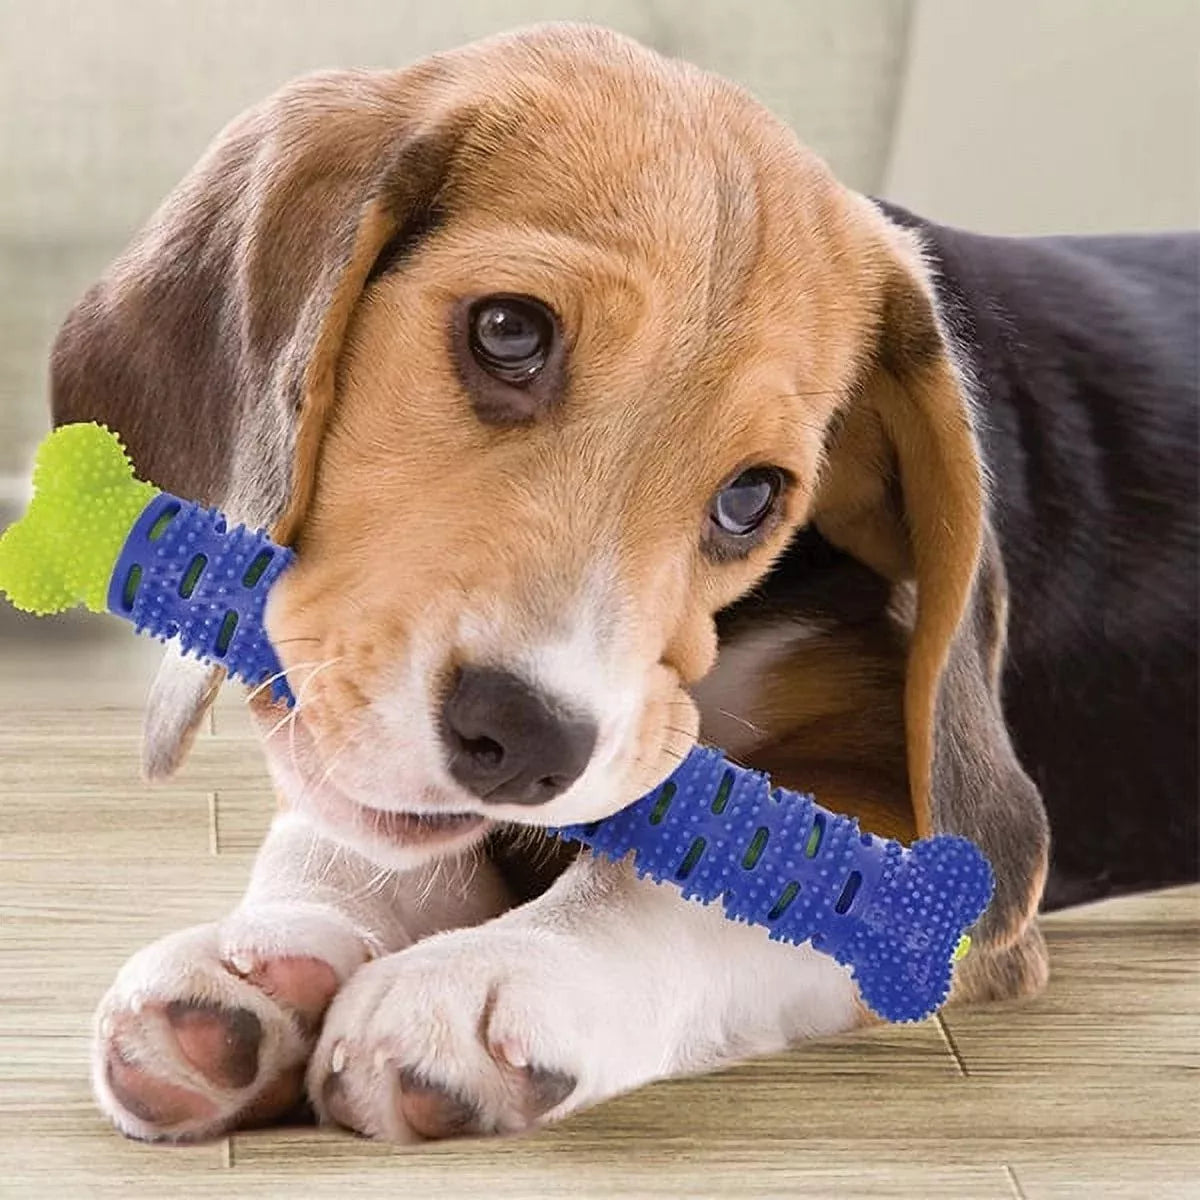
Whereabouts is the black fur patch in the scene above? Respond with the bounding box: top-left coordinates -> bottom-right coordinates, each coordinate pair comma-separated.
874,201 -> 1200,906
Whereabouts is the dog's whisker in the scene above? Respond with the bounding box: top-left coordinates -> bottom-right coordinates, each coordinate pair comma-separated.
314,840 -> 344,893
246,658 -> 328,704
656,743 -> 688,764
286,712 -> 306,784
303,730 -> 355,805
415,856 -> 442,909
245,672 -> 290,704
296,793 -> 336,884
366,862 -> 396,901
287,656 -> 344,781
662,725 -> 699,740
294,656 -> 344,707
296,833 -> 317,889
457,842 -> 484,896
427,857 -> 445,907
263,706 -> 300,743
717,707 -> 763,735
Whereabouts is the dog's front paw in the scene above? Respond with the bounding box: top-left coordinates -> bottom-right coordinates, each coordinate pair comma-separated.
307,927 -> 628,1141
93,908 -> 367,1142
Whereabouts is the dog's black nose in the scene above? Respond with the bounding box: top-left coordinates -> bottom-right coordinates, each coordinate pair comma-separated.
441,666 -> 597,805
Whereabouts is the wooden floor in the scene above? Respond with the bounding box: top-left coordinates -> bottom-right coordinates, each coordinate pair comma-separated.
2,620 -> 1197,1199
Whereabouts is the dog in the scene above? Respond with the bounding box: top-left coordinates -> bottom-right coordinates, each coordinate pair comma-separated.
50,25 -> 1196,1143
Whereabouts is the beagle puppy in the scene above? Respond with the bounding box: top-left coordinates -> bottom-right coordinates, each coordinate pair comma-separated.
54,26 -> 1197,1143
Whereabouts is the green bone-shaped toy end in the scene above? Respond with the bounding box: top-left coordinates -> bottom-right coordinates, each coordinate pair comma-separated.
0,423 -> 159,615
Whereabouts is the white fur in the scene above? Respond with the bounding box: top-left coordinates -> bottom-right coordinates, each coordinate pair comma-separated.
307,854 -> 862,1137
97,573 -> 871,1142
95,566 -> 869,1142
93,803 -> 864,1141
91,812 -> 509,1140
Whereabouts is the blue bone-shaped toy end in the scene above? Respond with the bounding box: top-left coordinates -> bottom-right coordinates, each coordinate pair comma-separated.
837,834 -> 993,1021
554,747 -> 994,1023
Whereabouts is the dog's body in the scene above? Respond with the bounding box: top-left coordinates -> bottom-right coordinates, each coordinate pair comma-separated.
914,215 -> 1198,907
722,206 -> 1199,911
46,27 -> 1195,1143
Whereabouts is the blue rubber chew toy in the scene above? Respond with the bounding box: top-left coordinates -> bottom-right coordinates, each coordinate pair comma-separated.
111,492 -> 295,704
554,749 -> 992,1021
0,423 -> 992,1022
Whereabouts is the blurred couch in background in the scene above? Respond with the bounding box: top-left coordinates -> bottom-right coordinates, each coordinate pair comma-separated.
1,0 -> 1196,544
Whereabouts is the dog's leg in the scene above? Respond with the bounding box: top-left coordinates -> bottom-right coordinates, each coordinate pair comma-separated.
949,920 -> 1050,1005
91,811 -> 508,1142
307,852 -> 867,1141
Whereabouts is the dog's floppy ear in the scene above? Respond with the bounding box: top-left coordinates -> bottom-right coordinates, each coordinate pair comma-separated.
51,66 -> 462,778
813,211 -> 1049,948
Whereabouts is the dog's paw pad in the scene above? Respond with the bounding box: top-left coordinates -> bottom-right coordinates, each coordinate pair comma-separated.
240,1063 -> 310,1128
93,922 -> 354,1141
105,1047 -> 218,1130
165,1000 -> 262,1089
523,1066 -> 577,1116
395,1068 -> 480,1139
307,930 -> 591,1141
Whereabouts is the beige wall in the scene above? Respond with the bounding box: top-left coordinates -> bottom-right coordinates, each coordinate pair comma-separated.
885,0 -> 1200,234
0,0 -> 909,244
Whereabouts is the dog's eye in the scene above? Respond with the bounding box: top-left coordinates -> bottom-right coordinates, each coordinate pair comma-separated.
468,296 -> 554,385
710,467 -> 785,538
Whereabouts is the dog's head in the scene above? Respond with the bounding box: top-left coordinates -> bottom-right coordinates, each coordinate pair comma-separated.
53,26 -> 1046,944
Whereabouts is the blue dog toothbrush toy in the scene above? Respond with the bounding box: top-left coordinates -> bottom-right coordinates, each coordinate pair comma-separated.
554,751 -> 990,1021
0,422 -> 993,1022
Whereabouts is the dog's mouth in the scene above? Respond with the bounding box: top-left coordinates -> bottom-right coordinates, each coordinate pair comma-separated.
317,784 -> 491,849
352,801 -> 488,845
252,696 -> 493,852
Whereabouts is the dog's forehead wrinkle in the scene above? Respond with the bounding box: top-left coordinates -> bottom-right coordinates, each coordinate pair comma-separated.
445,49 -> 768,278
704,150 -> 764,320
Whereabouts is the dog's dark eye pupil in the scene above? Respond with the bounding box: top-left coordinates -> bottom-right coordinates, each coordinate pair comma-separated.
712,468 -> 782,537
476,305 -> 539,360
468,296 -> 552,384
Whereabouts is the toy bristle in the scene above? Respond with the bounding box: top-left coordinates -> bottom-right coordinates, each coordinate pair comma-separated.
0,423 -> 159,615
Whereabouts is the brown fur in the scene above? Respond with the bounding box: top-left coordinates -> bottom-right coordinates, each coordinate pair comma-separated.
49,25 -> 1048,997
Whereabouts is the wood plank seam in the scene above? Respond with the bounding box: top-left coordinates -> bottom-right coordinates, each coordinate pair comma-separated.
208,791 -> 219,856
935,1013 -> 969,1077
1003,1163 -> 1029,1199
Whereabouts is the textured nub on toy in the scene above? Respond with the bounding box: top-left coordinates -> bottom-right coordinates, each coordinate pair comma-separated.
0,423 -> 158,614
